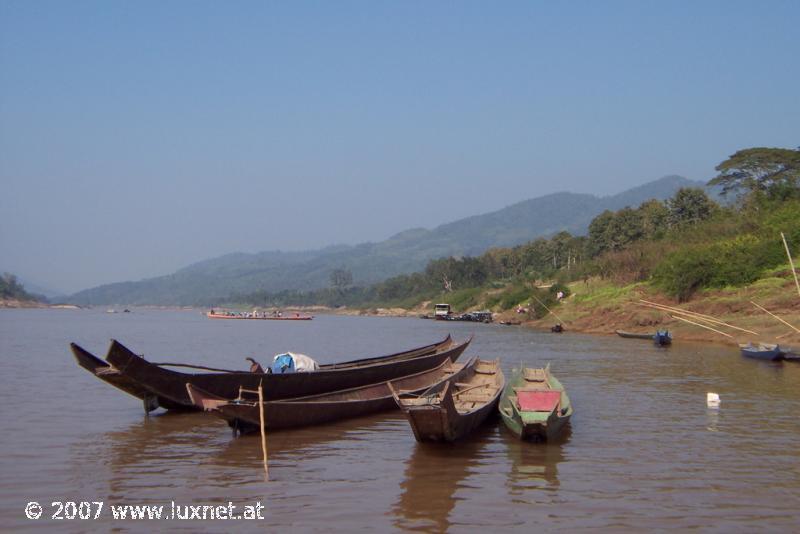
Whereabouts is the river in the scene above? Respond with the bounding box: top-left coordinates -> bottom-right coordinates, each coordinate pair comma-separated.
1,308 -> 799,530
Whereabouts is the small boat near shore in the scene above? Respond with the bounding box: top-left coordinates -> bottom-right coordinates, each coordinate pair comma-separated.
187,357 -> 478,434
615,330 -> 656,340
392,359 -> 504,442
654,330 -> 672,346
498,364 -> 572,441
739,343 -> 786,361
616,329 -> 672,346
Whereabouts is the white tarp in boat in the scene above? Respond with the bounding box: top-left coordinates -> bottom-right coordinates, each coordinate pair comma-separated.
271,352 -> 320,373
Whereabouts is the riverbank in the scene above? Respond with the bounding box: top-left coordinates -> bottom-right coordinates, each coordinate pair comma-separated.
338,269 -> 800,348
0,298 -> 50,309
524,275 -> 800,347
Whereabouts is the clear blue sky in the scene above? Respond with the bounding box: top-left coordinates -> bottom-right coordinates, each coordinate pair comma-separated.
1,1 -> 798,294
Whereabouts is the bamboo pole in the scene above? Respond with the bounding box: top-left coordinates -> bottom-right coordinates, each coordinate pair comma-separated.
640,299 -> 721,322
781,232 -> 800,298
638,300 -> 759,336
530,293 -> 567,324
257,380 -> 269,480
670,315 -> 733,338
750,301 -> 800,335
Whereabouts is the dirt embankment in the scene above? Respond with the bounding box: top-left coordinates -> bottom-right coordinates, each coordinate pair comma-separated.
512,277 -> 800,347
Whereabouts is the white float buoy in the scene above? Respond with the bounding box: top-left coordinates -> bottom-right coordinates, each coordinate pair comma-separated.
707,392 -> 720,408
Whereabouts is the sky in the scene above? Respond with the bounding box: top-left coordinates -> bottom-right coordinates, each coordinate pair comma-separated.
1,1 -> 798,294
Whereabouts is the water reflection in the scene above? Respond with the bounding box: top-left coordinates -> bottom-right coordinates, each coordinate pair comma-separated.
393,425 -> 493,531
706,408 -> 720,432
212,415 -> 382,469
70,412 -> 222,498
503,425 -> 569,494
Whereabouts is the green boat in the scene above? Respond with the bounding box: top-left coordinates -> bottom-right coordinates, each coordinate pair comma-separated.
498,364 -> 573,441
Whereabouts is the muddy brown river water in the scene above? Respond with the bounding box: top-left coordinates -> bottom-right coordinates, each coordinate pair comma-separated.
1,308 -> 799,531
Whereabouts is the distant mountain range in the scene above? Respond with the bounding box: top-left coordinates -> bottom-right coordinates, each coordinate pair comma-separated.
69,175 -> 706,305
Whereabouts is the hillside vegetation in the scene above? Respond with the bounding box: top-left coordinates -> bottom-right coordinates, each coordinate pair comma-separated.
68,175 -> 702,305
230,147 -> 800,326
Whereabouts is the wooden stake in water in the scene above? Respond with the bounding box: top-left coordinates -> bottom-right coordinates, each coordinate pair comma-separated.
258,379 -> 269,480
781,232 -> 800,298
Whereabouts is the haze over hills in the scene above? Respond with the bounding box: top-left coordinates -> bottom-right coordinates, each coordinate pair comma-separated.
69,175 -> 705,306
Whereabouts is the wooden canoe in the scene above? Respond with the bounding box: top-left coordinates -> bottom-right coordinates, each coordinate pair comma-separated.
392,358 -> 504,442
739,343 -> 785,361
498,364 -> 572,441
100,335 -> 471,411
615,330 -> 655,340
187,357 -> 478,434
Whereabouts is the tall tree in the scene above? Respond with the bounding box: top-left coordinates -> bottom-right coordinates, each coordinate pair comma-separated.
587,210 -> 616,257
638,199 -> 669,239
709,147 -> 800,199
667,188 -> 715,227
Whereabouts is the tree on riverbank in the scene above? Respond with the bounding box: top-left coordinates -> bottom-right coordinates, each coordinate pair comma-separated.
709,147 -> 800,200
1,273 -> 42,302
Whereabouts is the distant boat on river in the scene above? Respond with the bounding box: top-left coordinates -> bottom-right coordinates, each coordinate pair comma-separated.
207,310 -> 313,320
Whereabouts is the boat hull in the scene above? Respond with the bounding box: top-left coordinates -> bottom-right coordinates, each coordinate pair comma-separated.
498,366 -> 573,442
615,330 -> 655,340
70,343 -> 186,412
740,343 -> 784,361
394,359 -> 504,442
188,357 -> 477,433
653,331 -> 672,346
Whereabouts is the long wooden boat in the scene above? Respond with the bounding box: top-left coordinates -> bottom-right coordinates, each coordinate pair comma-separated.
187,357 -> 478,434
101,335 -> 471,411
739,342 -> 785,361
392,358 -> 504,442
72,335 -> 457,412
615,330 -> 655,340
207,311 -> 313,320
498,364 -> 572,441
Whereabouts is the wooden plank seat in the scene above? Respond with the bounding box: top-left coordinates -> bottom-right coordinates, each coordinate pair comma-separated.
457,393 -> 496,402
523,368 -> 547,382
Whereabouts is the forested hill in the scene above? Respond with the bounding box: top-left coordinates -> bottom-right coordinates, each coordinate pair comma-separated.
69,175 -> 704,305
